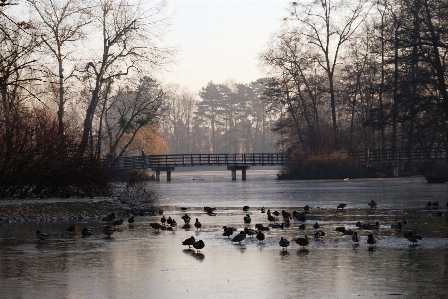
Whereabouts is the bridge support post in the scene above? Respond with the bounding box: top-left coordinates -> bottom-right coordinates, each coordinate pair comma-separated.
392,165 -> 399,177
227,166 -> 250,181
151,167 -> 175,182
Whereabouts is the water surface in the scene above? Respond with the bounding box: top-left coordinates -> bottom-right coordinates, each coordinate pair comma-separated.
1,170 -> 448,298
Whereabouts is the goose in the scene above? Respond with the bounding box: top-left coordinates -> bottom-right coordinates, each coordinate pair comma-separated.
182,236 -> 196,248
367,234 -> 378,247
279,237 -> 290,251
337,203 -> 347,210
256,230 -> 265,242
194,218 -> 202,230
67,224 -> 78,233
82,228 -> 94,236
103,226 -> 115,238
405,232 -> 422,245
295,235 -> 309,248
193,240 -> 205,252
352,232 -> 359,242
231,231 -> 246,244
244,227 -> 257,237
36,230 -> 48,242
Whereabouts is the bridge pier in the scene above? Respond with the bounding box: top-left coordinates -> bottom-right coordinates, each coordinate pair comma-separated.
227,166 -> 250,181
151,167 -> 175,182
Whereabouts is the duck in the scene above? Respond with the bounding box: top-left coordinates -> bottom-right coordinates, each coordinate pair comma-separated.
402,219 -> 408,224
103,226 -> 115,238
261,207 -> 265,213
255,223 -> 270,231
304,205 -> 310,213
299,223 -> 306,230
193,240 -> 205,252
314,230 -> 325,238
204,206 -> 216,213
283,212 -> 292,224
231,231 -> 246,244
161,216 -> 166,225
356,221 -> 368,229
128,216 -> 135,225
295,235 -> 309,248
367,233 -> 378,247
343,229 -> 354,235
182,214 -> 191,224
82,227 -> 94,236
273,210 -> 280,217
222,226 -> 234,238
182,236 -> 196,248
337,203 -> 347,210
180,207 -> 188,211
313,222 -> 320,229
36,230 -> 48,242
352,232 -> 359,242
366,222 -> 380,229
170,219 -> 177,228
112,219 -> 123,229
270,223 -> 285,229
267,214 -> 275,223
102,212 -> 115,223
336,226 -> 346,232
243,205 -> 250,211
194,218 -> 202,230
296,213 -> 307,222
244,214 -> 251,223
368,200 -> 377,209
167,217 -> 173,225
150,222 -> 162,231
244,227 -> 257,237
390,222 -> 402,229
279,237 -> 290,251
67,224 -> 78,233
256,230 -> 265,242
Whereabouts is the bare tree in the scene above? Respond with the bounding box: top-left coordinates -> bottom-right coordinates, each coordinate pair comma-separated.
288,0 -> 371,148
27,0 -> 91,147
77,0 -> 175,158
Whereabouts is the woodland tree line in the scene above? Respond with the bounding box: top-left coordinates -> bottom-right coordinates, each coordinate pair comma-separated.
1,0 -> 447,197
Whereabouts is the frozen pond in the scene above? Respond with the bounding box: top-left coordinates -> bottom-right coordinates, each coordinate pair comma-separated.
1,169 -> 448,298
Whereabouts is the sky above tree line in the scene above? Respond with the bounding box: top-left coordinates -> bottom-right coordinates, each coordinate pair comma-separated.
162,0 -> 290,92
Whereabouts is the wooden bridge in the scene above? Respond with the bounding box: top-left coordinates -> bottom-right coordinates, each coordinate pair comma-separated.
114,153 -> 290,181
111,148 -> 446,181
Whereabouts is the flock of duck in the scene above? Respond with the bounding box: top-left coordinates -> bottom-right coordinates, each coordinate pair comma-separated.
35,200 -> 448,251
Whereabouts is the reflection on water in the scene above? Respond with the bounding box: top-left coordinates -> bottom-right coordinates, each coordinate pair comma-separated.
1,172 -> 448,298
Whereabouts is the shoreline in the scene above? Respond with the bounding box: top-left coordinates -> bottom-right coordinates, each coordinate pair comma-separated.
0,197 -> 156,224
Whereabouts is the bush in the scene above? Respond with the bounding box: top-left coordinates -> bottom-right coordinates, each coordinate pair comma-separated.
117,181 -> 159,209
278,151 -> 372,180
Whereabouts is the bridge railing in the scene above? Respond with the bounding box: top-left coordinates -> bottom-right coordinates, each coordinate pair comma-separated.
351,148 -> 447,164
115,153 -> 290,169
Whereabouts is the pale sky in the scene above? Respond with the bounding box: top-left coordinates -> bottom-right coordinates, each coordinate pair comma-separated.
162,0 -> 290,92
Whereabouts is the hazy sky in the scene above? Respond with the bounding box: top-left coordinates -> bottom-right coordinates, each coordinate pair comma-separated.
162,0 -> 290,92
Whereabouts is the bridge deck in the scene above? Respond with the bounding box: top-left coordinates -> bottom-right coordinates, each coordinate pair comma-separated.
114,153 -> 289,170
